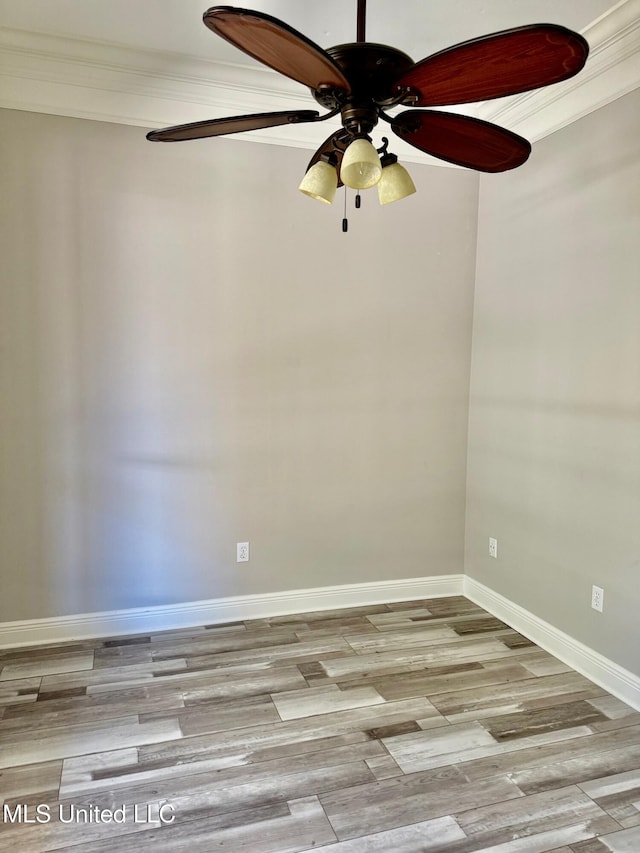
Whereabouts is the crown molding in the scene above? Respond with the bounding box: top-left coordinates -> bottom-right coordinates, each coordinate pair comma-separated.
479,0 -> 640,141
0,28 -> 310,132
0,0 -> 637,164
0,25 -> 435,165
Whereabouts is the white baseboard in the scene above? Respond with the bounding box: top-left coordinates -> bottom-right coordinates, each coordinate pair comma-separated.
464,576 -> 640,712
0,574 -> 464,649
5,572 -> 637,713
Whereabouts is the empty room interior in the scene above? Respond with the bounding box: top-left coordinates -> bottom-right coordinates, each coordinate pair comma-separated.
0,1 -> 639,851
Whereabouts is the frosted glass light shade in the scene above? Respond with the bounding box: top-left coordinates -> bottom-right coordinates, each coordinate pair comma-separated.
340,139 -> 382,189
298,161 -> 338,204
377,161 -> 416,205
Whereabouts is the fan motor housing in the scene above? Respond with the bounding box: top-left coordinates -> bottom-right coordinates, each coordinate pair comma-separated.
312,43 -> 415,109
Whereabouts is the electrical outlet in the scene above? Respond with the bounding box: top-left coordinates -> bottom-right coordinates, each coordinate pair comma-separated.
591,584 -> 604,612
489,537 -> 498,559
237,542 -> 249,563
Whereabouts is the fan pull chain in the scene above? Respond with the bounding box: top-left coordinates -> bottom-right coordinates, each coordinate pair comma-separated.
355,193 -> 361,209
342,186 -> 348,232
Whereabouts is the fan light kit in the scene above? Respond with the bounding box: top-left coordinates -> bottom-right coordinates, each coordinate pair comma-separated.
147,1 -> 589,222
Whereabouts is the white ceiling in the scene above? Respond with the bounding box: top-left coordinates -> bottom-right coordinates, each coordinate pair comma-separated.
0,0 -> 636,167
0,0 -> 615,70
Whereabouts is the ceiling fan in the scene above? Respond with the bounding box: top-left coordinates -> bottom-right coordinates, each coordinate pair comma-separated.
147,1 -> 589,207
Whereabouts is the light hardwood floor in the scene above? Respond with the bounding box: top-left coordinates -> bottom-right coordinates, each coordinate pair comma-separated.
1,595 -> 639,852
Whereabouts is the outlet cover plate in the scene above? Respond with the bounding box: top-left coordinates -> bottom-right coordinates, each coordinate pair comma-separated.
489,537 -> 498,559
237,542 -> 249,562
591,584 -> 604,612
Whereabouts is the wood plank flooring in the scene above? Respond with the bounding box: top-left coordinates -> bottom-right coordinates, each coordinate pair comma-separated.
0,595 -> 639,852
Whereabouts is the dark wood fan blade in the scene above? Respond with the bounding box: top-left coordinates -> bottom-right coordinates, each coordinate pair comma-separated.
146,110 -> 320,142
204,6 -> 351,92
395,25 -> 589,106
306,130 -> 350,187
391,110 -> 531,172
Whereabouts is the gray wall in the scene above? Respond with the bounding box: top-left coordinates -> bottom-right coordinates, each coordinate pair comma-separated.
0,109 -> 479,621
465,89 -> 640,676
